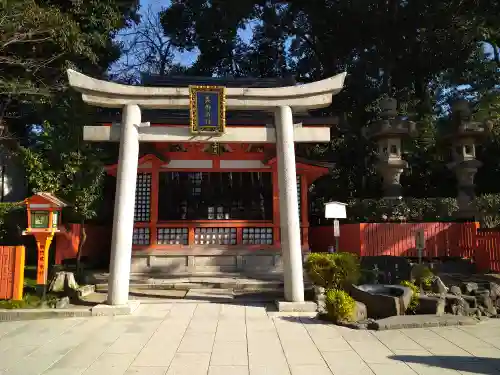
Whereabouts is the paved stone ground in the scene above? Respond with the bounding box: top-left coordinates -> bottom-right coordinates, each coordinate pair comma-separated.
2,302 -> 500,375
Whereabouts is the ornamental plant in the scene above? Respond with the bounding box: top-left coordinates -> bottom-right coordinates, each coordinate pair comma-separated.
400,280 -> 420,314
305,252 -> 360,290
325,289 -> 356,323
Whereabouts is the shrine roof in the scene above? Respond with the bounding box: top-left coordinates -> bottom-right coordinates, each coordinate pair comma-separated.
95,107 -> 338,126
141,74 -> 297,88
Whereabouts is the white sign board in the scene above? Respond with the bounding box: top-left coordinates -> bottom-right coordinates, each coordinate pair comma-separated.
324,201 -> 347,219
333,219 -> 340,237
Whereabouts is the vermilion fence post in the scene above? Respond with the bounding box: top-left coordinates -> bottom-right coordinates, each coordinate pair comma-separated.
0,246 -> 25,301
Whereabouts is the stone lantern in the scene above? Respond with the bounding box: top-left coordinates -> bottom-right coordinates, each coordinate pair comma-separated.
444,99 -> 490,218
365,97 -> 417,199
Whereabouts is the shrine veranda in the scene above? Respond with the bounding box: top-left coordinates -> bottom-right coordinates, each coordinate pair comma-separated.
67,70 -> 346,305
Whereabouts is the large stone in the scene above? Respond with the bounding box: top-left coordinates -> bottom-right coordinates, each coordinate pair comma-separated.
463,282 -> 479,295
431,276 -> 449,295
444,294 -> 469,316
476,290 -> 497,317
352,301 -> 368,322
350,284 -> 413,319
490,282 -> 500,302
462,294 -> 477,308
416,295 -> 445,316
314,286 -> 327,315
55,297 -> 70,309
48,271 -> 79,293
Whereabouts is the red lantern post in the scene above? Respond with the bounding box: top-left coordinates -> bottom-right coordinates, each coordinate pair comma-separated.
22,193 -> 69,291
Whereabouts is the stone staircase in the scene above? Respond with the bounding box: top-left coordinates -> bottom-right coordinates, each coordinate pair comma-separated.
83,271 -> 314,303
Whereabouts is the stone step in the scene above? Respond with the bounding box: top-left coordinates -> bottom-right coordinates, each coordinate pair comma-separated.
87,272 -> 313,292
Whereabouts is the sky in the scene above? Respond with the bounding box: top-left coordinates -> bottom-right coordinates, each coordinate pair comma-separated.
134,0 -> 254,67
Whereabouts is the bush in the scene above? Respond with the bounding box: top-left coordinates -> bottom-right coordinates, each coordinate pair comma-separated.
325,289 -> 356,323
400,280 -> 420,314
411,264 -> 434,290
305,252 -> 360,289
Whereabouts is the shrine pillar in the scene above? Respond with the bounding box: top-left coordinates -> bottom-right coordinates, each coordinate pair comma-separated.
275,105 -> 304,302
108,104 -> 141,305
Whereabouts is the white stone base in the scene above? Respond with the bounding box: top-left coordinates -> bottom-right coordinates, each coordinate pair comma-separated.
275,300 -> 317,312
91,300 -> 141,316
130,250 -> 308,275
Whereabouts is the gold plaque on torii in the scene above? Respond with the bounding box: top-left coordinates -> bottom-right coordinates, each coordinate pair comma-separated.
189,85 -> 226,135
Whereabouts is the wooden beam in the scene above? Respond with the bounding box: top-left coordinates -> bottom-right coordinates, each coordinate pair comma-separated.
83,125 -> 330,143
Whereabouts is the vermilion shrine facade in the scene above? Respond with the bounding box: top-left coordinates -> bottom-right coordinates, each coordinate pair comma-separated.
68,70 -> 346,307
104,137 -> 331,259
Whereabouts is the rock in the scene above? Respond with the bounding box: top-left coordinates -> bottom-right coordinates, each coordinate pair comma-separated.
450,286 -> 462,296
314,286 -> 327,315
490,283 -> 500,302
55,297 -> 70,309
462,295 -> 477,308
415,295 -> 445,316
350,284 -> 413,319
352,301 -> 367,322
431,276 -> 449,295
463,282 -> 479,295
476,290 -> 497,317
48,271 -> 79,293
445,293 -> 468,316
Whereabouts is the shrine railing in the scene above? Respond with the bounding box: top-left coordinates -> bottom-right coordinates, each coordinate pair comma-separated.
133,220 -> 311,248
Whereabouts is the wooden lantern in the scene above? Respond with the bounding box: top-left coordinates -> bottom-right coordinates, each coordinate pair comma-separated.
23,192 -> 69,285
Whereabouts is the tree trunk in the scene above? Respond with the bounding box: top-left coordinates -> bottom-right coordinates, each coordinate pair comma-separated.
76,221 -> 87,281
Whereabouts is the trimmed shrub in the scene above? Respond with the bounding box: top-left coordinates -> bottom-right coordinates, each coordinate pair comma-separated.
400,280 -> 420,314
325,288 -> 356,323
305,252 -> 360,290
411,264 -> 434,290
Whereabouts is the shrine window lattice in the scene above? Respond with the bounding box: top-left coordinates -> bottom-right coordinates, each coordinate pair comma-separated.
132,227 -> 150,246
157,228 -> 188,245
194,228 -> 237,245
134,173 -> 151,222
242,228 -> 274,245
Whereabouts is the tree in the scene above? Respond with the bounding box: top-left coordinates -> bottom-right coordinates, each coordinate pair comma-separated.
110,4 -> 186,83
21,95 -> 106,277
159,0 -> 500,201
0,0 -> 138,140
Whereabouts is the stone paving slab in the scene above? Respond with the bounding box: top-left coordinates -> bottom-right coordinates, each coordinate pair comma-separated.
2,302 -> 500,374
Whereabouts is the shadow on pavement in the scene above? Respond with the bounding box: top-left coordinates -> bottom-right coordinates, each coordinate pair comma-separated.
390,355 -> 500,375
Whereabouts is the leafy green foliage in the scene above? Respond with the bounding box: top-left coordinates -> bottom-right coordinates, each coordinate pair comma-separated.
20,96 -> 106,224
0,202 -> 24,243
400,280 -> 420,314
0,293 -> 41,309
156,0 -> 500,205
305,252 -> 360,290
325,289 -> 356,323
411,265 -> 434,290
1,0 -> 138,151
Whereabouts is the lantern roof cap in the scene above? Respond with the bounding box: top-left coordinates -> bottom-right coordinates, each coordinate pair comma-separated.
26,192 -> 70,208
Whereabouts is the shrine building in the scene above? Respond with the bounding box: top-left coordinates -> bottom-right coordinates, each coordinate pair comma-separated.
67,70 -> 346,306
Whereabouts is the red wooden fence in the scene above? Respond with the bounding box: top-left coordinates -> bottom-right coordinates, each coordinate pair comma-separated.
477,230 -> 500,272
0,246 -> 25,300
308,222 -> 500,272
309,222 -> 479,258
55,224 -> 112,265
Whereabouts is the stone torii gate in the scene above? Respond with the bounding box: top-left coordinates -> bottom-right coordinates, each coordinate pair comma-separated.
67,69 -> 346,307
